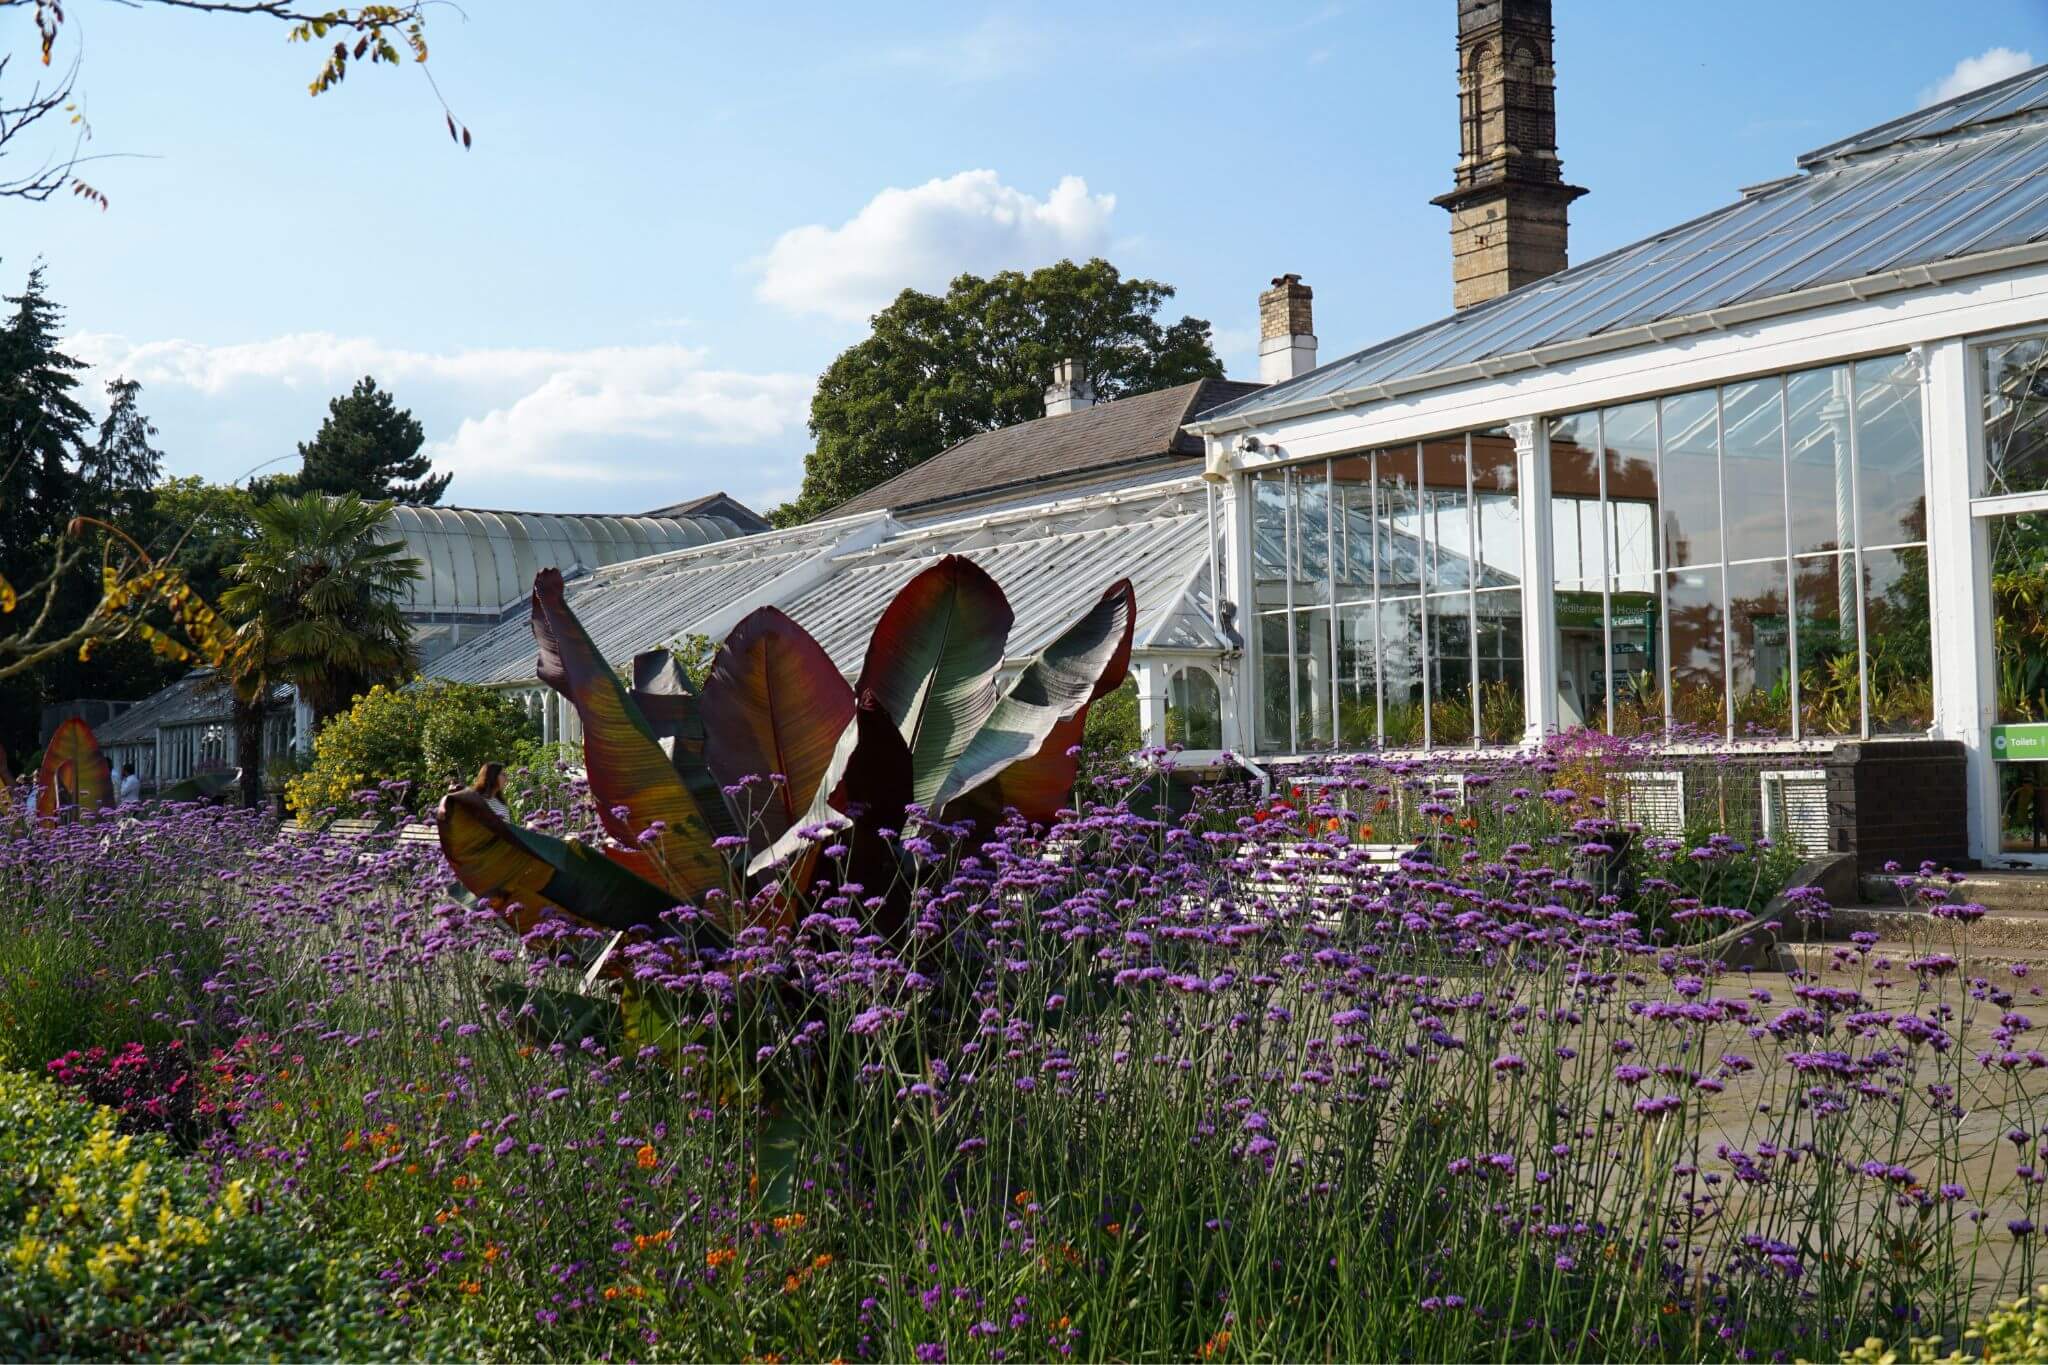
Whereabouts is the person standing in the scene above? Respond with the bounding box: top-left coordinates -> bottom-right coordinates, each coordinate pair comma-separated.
471,762 -> 512,822
118,763 -> 143,807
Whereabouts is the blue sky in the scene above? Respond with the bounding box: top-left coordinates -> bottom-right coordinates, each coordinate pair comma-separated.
11,1 -> 2047,515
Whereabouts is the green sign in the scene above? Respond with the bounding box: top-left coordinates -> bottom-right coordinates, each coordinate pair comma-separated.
1992,723 -> 2048,761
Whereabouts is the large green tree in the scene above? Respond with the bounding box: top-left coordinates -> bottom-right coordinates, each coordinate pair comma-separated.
0,266 -> 89,586
216,492 -> 421,806
776,258 -> 1223,523
283,376 -> 450,505
81,378 -> 164,525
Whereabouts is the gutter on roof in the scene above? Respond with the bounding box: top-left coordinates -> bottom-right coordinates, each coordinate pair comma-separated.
1185,240 -> 2048,438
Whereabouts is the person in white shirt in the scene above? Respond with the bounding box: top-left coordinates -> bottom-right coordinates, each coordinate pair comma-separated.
117,763 -> 143,807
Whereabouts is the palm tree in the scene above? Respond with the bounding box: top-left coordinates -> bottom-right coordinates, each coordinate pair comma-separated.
216,493 -> 420,806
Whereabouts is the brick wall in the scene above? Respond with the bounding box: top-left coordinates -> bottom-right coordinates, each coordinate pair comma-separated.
1825,740 -> 1971,875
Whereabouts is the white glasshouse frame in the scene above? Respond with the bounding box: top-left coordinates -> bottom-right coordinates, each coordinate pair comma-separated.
1208,255 -> 2048,865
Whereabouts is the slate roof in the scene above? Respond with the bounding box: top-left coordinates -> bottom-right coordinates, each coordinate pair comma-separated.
1194,63 -> 2048,433
830,378 -> 1264,518
640,491 -> 772,533
97,672 -> 293,746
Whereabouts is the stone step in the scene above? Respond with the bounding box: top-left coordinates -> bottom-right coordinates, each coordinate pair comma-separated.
1783,937 -> 2048,977
1859,871 -> 2048,915
1798,901 -> 2048,957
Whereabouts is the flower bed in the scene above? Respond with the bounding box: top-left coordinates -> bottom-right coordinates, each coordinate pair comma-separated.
0,751 -> 2043,1361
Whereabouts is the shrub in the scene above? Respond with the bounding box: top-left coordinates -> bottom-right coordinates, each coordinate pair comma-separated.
286,682 -> 539,821
0,1067 -> 450,1360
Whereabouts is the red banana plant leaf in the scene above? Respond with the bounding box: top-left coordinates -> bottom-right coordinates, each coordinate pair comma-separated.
747,689 -> 914,936
857,555 -> 1013,809
932,578 -> 1135,824
702,606 -> 856,855
436,790 -> 690,939
530,568 -> 727,900
36,717 -> 113,818
629,649 -> 742,843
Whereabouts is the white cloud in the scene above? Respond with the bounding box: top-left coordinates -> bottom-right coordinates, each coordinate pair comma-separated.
68,331 -> 813,502
1919,47 -> 2034,107
430,353 -> 810,483
754,170 -> 1116,323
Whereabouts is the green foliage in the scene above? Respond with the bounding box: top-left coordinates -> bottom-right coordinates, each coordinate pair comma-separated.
219,491 -> 421,724
1650,820 -> 1806,917
1838,1284 -> 2048,1363
287,681 -> 539,820
0,1068 -> 451,1360
1082,676 -> 1143,770
146,476 -> 257,613
667,632 -> 717,689
0,266 -> 90,591
775,259 -> 1223,523
274,375 -> 450,505
80,377 -> 162,526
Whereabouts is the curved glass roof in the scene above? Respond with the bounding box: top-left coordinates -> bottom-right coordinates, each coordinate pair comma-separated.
385,504 -> 748,617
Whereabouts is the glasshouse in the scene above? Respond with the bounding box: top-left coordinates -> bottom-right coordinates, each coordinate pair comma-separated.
1189,64 -> 2048,869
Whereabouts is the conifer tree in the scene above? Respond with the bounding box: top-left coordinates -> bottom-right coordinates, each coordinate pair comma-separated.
0,265 -> 89,585
83,377 -> 164,524
287,375 -> 450,505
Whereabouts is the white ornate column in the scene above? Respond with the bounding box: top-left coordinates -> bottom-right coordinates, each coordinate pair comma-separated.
292,687 -> 316,755
1921,338 -> 1998,861
1509,415 -> 1559,744
1135,663 -> 1170,750
1209,434 -> 1260,756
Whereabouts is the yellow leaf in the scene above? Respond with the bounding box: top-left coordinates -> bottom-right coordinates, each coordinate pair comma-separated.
0,573 -> 14,614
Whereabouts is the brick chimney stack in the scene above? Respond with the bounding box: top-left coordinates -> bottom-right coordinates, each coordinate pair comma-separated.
1043,359 -> 1095,416
1257,274 -> 1317,384
1429,0 -> 1586,309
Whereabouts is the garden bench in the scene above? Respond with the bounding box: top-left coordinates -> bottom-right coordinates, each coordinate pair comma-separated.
396,822 -> 439,848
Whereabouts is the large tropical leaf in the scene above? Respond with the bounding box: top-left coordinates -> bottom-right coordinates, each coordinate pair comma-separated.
933,578 -> 1135,812
857,555 -> 1012,809
36,718 -> 113,818
436,790 -> 691,938
630,649 -> 741,842
530,569 -> 727,899
746,691 -> 914,937
702,607 -> 855,853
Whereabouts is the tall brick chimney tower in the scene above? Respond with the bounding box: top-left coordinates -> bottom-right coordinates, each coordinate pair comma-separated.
1429,0 -> 1586,310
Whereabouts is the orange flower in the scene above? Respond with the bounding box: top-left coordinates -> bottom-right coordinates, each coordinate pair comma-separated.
706,1247 -> 736,1268
632,1229 -> 673,1253
483,1243 -> 501,1263
452,1174 -> 475,1191
1014,1190 -> 1034,1208
1104,1222 -> 1122,1238
771,1212 -> 807,1232
461,1280 -> 481,1296
811,1253 -> 833,1270
403,1162 -> 420,1176
784,1273 -> 802,1294
1197,1328 -> 1232,1360
635,1143 -> 659,1170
